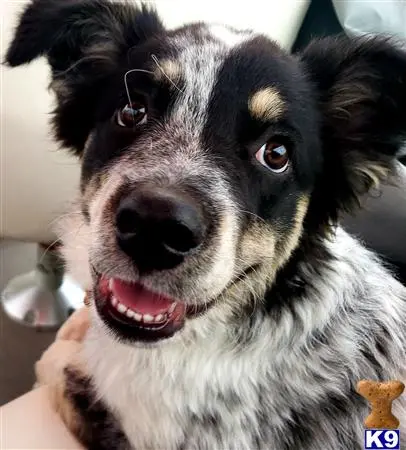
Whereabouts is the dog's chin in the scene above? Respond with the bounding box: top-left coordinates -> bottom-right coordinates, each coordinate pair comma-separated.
92,273 -> 212,344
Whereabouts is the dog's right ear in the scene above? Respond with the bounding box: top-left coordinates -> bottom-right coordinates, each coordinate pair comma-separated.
6,0 -> 164,71
5,0 -> 164,153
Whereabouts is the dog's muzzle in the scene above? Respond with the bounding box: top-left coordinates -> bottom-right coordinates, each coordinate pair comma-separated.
93,185 -> 213,343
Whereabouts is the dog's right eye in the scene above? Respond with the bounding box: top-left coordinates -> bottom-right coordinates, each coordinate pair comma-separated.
116,102 -> 147,127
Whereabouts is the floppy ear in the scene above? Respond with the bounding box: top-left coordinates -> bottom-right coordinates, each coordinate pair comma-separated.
300,35 -> 406,226
5,0 -> 164,153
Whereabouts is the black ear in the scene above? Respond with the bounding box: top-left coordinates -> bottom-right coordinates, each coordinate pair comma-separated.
5,0 -> 164,153
6,0 -> 164,70
300,35 -> 406,225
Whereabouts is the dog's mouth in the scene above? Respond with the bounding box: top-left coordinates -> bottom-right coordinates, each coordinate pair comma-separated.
92,263 -> 260,343
93,276 -> 209,342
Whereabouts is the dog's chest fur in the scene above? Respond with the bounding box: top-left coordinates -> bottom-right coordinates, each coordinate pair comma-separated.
82,230 -> 406,450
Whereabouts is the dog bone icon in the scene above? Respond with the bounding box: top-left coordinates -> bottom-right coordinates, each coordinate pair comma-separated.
357,380 -> 405,429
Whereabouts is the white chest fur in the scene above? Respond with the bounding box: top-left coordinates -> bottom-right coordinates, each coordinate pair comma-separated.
83,312 -> 269,450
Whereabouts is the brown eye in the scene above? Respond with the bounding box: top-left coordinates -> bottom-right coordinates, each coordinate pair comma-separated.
255,141 -> 289,173
116,102 -> 147,127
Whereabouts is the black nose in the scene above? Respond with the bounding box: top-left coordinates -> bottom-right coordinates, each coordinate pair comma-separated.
115,186 -> 206,272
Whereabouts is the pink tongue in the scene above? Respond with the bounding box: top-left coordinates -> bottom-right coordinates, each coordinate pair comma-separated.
111,279 -> 175,315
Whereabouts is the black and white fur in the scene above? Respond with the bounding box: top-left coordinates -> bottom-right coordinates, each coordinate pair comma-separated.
6,1 -> 406,449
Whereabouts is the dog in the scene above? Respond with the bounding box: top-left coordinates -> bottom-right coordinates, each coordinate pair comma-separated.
6,1 -> 406,449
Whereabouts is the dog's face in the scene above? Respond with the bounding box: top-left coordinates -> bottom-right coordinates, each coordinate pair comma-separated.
7,1 -> 406,344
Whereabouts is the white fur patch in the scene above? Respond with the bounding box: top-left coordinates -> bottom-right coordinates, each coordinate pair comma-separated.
169,24 -> 251,135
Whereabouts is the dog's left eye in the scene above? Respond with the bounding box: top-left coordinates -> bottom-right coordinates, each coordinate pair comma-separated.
116,102 -> 147,127
255,141 -> 289,173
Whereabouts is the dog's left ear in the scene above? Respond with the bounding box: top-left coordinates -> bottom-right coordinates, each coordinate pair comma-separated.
300,36 -> 406,223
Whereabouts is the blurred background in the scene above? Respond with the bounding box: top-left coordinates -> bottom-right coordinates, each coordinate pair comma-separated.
1,0 -> 405,406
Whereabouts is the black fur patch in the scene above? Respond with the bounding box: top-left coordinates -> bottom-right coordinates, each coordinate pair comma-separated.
64,367 -> 130,450
264,232 -> 336,315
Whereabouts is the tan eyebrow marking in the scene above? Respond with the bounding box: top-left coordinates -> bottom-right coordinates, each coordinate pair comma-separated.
153,58 -> 182,86
248,87 -> 285,121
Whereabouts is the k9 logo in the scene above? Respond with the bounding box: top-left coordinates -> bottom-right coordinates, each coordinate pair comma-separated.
364,430 -> 400,449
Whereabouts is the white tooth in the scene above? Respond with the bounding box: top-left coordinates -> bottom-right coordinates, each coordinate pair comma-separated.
154,314 -> 164,322
109,279 -> 114,291
143,314 -> 154,323
117,303 -> 127,314
134,312 -> 142,322
111,296 -> 118,307
169,302 -> 177,314
126,309 -> 135,318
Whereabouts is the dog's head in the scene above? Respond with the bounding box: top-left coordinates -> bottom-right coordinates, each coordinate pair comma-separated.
7,0 -> 406,344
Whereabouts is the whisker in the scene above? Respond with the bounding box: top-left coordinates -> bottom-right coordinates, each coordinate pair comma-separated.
123,68 -> 155,127
47,210 -> 83,228
151,54 -> 184,94
39,223 -> 87,265
234,208 -> 268,225
55,55 -> 101,77
38,237 -> 64,265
